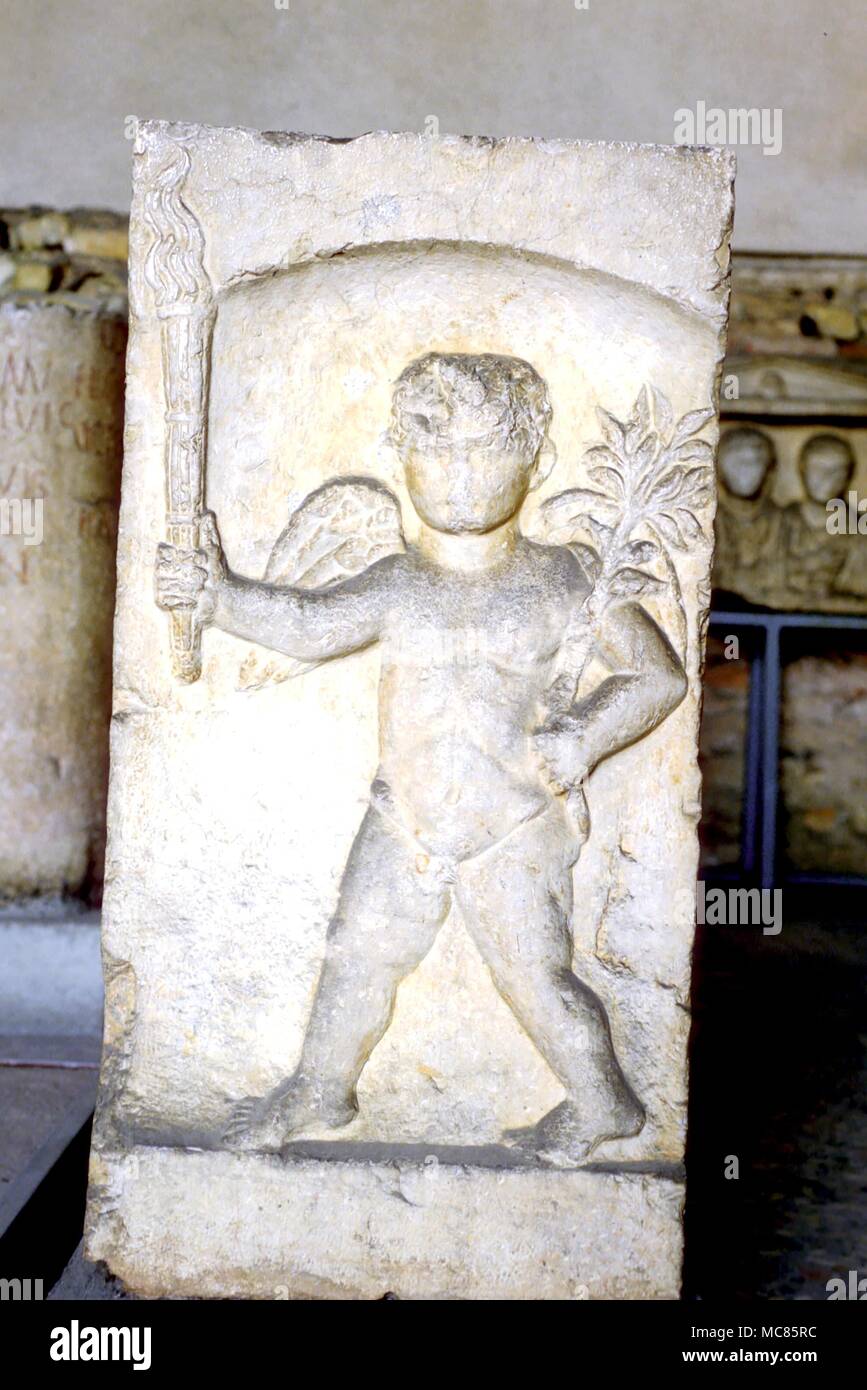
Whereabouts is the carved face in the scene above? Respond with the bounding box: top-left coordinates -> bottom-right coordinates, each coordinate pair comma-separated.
717,427 -> 774,500
399,434 -> 539,533
390,351 -> 552,533
800,434 -> 854,504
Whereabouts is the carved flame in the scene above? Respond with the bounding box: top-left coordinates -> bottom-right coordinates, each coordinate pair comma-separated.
143,145 -> 211,310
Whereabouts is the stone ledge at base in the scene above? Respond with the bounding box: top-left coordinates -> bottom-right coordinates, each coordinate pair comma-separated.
86,1147 -> 684,1300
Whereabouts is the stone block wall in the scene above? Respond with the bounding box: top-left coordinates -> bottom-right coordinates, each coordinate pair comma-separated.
0,208 -> 127,902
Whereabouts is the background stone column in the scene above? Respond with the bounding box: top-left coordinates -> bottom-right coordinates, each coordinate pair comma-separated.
0,210 -> 127,901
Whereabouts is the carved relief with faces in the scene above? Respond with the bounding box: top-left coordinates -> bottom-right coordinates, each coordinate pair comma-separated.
714,422 -> 867,611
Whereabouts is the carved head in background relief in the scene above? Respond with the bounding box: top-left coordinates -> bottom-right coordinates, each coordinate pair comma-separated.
717,426 -> 776,500
799,433 -> 855,505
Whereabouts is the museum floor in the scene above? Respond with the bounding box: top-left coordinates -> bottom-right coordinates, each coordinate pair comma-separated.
685,890 -> 867,1299
2,894 -> 864,1300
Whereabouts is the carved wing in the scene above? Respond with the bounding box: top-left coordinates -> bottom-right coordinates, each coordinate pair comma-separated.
238,477 -> 405,691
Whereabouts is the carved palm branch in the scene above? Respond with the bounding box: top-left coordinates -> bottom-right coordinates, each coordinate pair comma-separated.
537,385 -> 715,713
238,478 -> 405,691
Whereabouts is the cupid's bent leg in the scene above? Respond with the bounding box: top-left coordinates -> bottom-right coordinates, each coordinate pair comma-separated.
225,804 -> 451,1151
455,803 -> 644,1163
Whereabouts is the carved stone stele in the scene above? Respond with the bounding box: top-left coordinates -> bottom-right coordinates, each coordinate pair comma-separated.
86,122 -> 734,1300
0,295 -> 125,899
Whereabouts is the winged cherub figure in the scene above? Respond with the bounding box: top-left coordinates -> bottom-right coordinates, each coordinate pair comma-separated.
156,352 -> 696,1165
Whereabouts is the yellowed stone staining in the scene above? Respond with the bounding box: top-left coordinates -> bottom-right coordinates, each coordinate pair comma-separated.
728,255 -> 867,358
0,296 -> 126,899
0,207 -> 128,303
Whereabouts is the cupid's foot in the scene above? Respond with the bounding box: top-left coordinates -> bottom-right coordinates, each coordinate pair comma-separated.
506,1086 -> 645,1166
223,1076 -> 357,1152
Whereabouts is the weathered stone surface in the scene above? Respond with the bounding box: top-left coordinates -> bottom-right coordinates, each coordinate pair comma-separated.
700,644 -> 867,878
713,415 -> 867,613
698,635 -> 749,870
89,1149 -> 684,1300
728,254 -> 867,362
61,209 -> 129,263
0,206 -> 128,310
87,122 -> 733,1299
0,296 -> 125,900
782,653 -> 867,875
12,210 -> 71,252
13,260 -> 53,293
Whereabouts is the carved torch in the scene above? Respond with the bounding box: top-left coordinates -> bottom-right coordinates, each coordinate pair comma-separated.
143,143 -> 215,683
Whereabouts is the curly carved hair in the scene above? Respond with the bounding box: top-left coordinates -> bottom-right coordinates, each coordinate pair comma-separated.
391,352 -> 552,457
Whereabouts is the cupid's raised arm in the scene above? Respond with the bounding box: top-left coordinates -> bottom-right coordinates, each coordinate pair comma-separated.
155,512 -> 396,662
